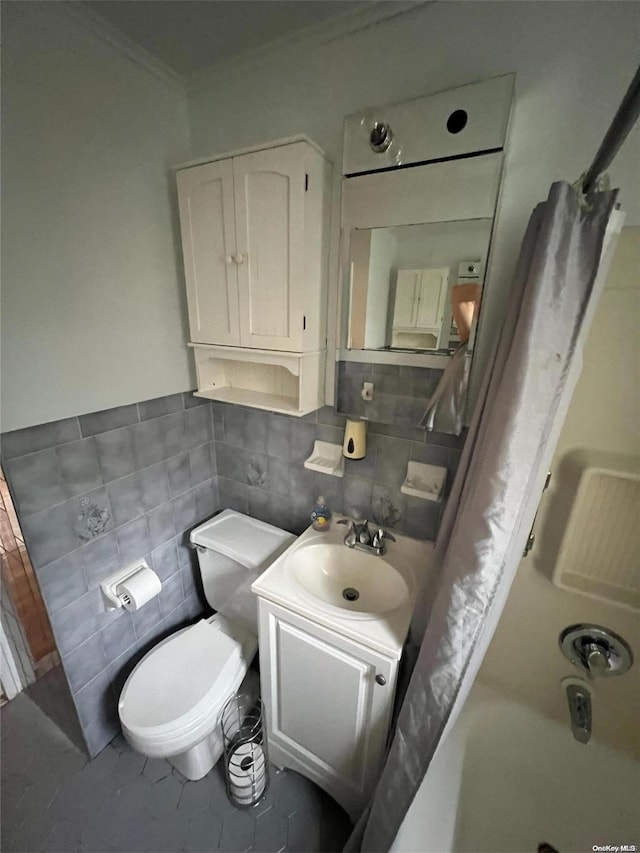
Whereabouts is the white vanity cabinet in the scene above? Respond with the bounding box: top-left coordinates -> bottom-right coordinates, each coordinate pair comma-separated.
176,137 -> 331,416
257,598 -> 398,819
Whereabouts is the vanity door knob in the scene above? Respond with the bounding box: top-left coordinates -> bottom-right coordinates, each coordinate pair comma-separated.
235,253 -> 245,264
224,255 -> 234,265
375,674 -> 386,686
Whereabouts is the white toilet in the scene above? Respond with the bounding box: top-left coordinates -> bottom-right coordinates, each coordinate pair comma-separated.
118,510 -> 294,780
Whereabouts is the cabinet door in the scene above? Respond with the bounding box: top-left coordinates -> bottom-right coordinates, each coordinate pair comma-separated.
259,601 -> 394,815
393,270 -> 421,328
233,144 -> 306,351
177,160 -> 240,345
415,267 -> 449,331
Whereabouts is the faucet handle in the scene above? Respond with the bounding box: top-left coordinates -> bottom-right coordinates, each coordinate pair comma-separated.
337,517 -> 358,547
357,519 -> 372,544
372,528 -> 396,548
585,642 -> 610,677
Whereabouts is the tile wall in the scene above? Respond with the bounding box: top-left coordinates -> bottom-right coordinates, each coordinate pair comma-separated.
1,393 -> 218,757
336,361 -> 443,429
1,390 -> 463,759
211,401 -> 463,542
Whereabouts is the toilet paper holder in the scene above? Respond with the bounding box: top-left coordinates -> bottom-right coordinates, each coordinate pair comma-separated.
100,559 -> 161,611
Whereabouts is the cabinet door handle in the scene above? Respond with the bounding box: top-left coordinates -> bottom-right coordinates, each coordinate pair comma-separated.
375,674 -> 386,686
224,255 -> 234,265
234,253 -> 245,264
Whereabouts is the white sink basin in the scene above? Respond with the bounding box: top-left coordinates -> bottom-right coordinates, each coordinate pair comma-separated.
287,542 -> 410,617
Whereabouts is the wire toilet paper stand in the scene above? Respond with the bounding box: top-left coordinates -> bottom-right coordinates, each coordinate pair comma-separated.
221,693 -> 269,808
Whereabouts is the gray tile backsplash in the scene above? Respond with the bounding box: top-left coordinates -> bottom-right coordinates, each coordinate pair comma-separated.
210,400 -> 463,539
94,426 -> 137,481
1,391 -> 218,759
147,501 -> 176,551
101,613 -> 137,664
79,404 -> 139,438
49,592 -> 99,657
167,452 -> 192,496
4,449 -> 67,516
115,516 -> 150,565
81,532 -> 121,589
137,393 -> 184,422
1,387 -> 463,761
20,502 -> 80,568
69,487 -> 114,542
185,405 -> 213,448
57,437 -> 104,496
36,550 -> 89,614
151,538 -> 180,583
337,360 -> 442,436
1,416 -> 81,459
132,418 -> 165,469
74,669 -> 116,730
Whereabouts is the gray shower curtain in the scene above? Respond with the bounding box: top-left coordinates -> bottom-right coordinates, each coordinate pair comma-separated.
352,182 -> 622,852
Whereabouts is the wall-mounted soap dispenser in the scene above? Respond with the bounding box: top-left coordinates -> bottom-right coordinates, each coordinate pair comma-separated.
343,419 -> 367,459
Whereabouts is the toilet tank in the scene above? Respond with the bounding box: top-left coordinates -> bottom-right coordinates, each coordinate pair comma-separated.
190,511 -> 295,620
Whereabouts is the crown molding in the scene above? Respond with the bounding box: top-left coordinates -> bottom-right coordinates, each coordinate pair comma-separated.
187,0 -> 433,94
58,2 -> 186,94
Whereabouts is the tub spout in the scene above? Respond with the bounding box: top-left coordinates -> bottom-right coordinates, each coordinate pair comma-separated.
565,680 -> 592,744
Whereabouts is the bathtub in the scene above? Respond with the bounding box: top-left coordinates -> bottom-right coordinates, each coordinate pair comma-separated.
391,682 -> 639,853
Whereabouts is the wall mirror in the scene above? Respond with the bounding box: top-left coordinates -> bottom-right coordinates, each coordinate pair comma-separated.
336,151 -> 506,433
335,77 -> 514,433
346,218 -> 493,355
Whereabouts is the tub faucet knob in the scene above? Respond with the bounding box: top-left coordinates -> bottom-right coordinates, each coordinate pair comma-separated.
585,642 -> 609,677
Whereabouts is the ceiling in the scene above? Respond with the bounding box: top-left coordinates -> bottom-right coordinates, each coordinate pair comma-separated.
82,0 -> 372,77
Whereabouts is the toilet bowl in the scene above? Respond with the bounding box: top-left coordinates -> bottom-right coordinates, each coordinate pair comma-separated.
117,510 -> 295,780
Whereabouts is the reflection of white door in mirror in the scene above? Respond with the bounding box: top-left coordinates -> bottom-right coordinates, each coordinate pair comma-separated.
391,267 -> 449,349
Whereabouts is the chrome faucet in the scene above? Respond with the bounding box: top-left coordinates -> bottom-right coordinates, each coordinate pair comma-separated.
337,518 -> 395,556
565,681 -> 592,744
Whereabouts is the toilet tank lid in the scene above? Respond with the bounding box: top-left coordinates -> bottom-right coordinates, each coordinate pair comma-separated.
190,509 -> 295,569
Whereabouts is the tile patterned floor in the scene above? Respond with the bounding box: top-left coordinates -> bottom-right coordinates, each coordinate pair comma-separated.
1,693 -> 352,853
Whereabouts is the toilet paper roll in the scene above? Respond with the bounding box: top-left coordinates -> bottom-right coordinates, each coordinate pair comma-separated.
117,567 -> 162,612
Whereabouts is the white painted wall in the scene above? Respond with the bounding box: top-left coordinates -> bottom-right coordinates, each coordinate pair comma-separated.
187,0 -> 640,398
364,229 -> 395,349
4,0 -> 637,434
390,220 -> 492,342
479,227 -> 640,757
392,221 -> 491,273
1,2 -> 193,432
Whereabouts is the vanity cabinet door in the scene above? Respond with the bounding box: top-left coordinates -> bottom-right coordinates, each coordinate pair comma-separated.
393,269 -> 422,327
176,159 -> 241,346
258,600 -> 396,818
415,267 -> 449,331
233,143 -> 307,352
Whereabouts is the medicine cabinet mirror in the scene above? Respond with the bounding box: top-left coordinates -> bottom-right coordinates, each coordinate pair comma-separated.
336,152 -> 505,432
335,77 -> 514,433
346,218 -> 493,354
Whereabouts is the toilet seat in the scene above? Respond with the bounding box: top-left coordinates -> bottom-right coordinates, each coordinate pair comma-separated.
119,617 -> 256,758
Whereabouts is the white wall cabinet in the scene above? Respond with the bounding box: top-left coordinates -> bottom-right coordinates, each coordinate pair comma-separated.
176,137 -> 331,415
393,267 -> 448,332
258,599 -> 397,819
391,266 -> 449,349
177,158 -> 240,347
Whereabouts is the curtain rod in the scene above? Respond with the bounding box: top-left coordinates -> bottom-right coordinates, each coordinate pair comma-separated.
582,63 -> 640,194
